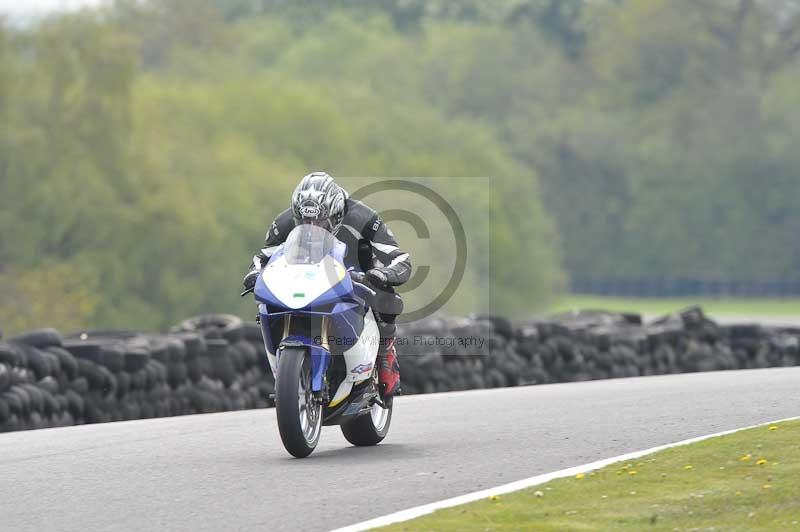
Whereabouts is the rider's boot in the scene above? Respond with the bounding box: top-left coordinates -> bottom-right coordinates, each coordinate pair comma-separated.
378,337 -> 400,400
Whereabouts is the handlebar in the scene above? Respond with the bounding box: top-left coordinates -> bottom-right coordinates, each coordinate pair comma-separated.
348,270 -> 367,284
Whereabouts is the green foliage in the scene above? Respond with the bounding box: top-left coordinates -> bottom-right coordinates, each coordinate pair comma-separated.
0,2 -> 564,330
0,263 -> 99,335
495,0 -> 800,280
2,0 -> 799,330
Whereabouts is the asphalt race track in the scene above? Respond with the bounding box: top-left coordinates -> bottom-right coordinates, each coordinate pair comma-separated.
1,367 -> 798,532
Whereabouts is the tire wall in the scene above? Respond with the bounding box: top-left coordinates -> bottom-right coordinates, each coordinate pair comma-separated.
0,307 -> 797,433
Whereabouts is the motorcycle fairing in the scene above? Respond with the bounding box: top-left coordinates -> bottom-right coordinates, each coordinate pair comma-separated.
277,335 -> 329,392
327,309 -> 380,408
253,227 -> 381,406
322,380 -> 377,425
256,248 -> 349,311
257,300 -> 365,361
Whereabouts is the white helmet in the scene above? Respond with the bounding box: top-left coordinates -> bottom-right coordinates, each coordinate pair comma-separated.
291,172 -> 348,232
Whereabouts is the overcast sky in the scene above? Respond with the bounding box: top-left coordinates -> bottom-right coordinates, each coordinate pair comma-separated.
0,0 -> 106,19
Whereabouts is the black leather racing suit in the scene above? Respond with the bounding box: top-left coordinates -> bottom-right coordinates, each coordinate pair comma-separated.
252,199 -> 411,336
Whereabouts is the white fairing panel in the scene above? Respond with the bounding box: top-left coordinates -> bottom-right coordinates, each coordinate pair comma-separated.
263,254 -> 345,309
328,381 -> 353,407
343,310 -> 380,383
329,310 -> 380,406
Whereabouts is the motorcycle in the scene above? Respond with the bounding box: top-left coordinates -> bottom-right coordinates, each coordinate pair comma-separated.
243,223 -> 396,458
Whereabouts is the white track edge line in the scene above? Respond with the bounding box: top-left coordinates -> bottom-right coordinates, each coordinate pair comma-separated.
331,415 -> 800,532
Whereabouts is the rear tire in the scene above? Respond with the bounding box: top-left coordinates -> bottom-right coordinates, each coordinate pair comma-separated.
340,398 -> 392,446
275,348 -> 322,458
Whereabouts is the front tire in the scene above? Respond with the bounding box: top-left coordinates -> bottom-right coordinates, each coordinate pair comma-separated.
340,398 -> 392,446
275,348 -> 322,458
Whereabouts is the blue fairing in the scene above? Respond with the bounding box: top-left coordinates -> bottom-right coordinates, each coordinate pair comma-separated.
255,235 -> 368,389
259,316 -> 277,356
305,275 -> 356,307
329,301 -> 364,346
253,241 -> 352,308
279,335 -> 330,392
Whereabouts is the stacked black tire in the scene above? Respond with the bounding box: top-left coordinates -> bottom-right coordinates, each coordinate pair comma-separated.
1,307 -> 798,433
0,316 -> 275,433
397,307 -> 800,393
0,329 -> 82,431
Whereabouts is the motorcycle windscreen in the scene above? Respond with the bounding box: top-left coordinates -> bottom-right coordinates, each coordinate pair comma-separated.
284,224 -> 336,265
264,225 -> 347,309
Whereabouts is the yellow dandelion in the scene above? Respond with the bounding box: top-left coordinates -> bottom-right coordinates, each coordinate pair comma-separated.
735,491 -> 742,496
769,426 -> 778,431
684,465 -> 693,470
628,470 -> 638,476
762,484 -> 772,490
756,459 -> 767,465
575,473 -> 585,480
490,495 -> 500,501
740,454 -> 752,461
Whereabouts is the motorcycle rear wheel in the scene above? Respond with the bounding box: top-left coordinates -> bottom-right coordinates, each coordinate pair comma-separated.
275,348 -> 322,458
340,397 -> 392,446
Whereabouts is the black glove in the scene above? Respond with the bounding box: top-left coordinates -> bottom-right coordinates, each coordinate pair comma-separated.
242,269 -> 259,292
366,268 -> 389,288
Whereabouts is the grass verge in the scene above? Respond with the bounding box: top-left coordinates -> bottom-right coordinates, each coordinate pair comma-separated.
379,420 -> 800,531
552,295 -> 800,318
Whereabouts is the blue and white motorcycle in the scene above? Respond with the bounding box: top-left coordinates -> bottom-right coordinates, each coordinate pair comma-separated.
245,223 -> 395,458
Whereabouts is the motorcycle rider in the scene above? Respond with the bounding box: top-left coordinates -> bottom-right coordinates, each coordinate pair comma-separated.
243,172 -> 410,399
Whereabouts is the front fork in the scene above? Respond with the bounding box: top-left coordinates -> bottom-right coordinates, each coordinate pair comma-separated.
270,315 -> 332,396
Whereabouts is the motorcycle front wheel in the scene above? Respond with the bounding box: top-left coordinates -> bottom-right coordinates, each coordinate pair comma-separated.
275,347 -> 322,458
